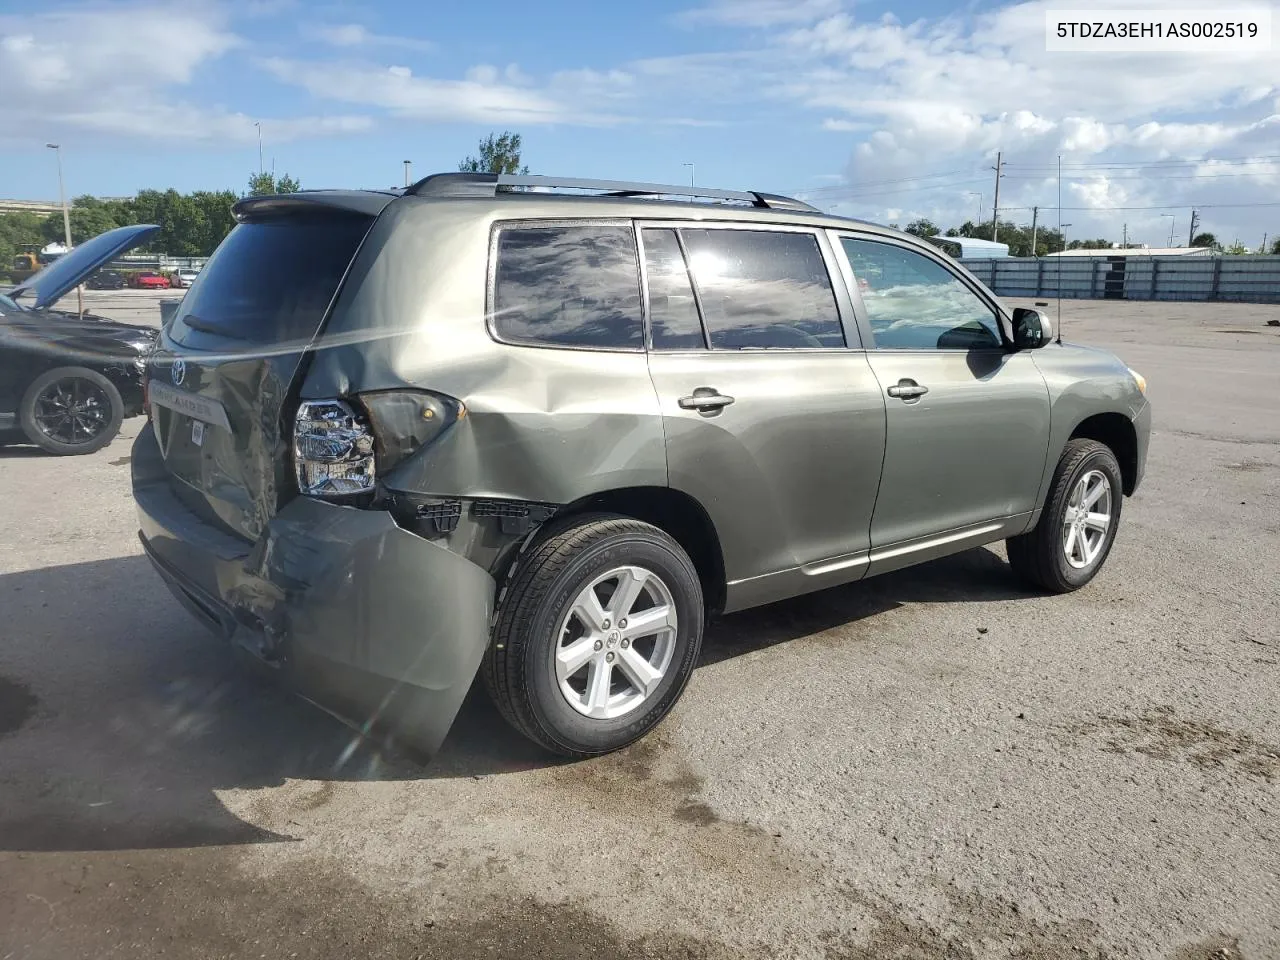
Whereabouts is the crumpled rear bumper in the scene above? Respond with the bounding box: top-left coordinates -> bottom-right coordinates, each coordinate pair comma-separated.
131,422 -> 495,760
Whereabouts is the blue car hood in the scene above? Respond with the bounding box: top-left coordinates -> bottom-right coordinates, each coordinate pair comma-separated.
5,224 -> 161,310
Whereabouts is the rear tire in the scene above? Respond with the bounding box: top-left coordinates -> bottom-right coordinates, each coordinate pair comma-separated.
482,513 -> 704,758
20,366 -> 124,456
1007,439 -> 1123,593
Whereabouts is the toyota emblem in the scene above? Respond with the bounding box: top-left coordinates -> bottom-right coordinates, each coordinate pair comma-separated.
171,358 -> 186,386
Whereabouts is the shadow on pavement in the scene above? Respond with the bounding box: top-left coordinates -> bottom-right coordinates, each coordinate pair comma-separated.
0,545 -> 1033,853
701,544 -> 1033,667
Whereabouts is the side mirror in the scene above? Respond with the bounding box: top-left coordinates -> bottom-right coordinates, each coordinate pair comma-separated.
1012,307 -> 1053,349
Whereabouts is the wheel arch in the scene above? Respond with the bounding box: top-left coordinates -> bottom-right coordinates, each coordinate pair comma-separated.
1068,412 -> 1138,495
555,486 -> 727,616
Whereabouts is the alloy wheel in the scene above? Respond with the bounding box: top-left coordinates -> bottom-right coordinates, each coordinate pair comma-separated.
32,377 -> 112,446
1062,469 -> 1113,569
555,565 -> 678,720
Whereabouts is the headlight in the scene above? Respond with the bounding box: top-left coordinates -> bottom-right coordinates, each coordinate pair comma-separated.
1127,367 -> 1147,395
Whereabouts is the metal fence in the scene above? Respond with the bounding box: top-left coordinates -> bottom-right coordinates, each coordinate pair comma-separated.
109,254 -> 211,272
959,256 -> 1280,304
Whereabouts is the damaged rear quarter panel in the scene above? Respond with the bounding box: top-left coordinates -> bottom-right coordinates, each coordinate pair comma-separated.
301,197 -> 668,509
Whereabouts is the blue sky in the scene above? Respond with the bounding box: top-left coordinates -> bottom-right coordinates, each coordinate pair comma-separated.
1,0 -> 1278,246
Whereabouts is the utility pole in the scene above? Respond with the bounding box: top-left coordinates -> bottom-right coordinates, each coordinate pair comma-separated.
990,151 -> 1003,243
1187,209 -> 1199,247
1029,206 -> 1038,257
1122,222 -> 1127,248
46,143 -> 82,316
1262,233 -> 1268,255
403,160 -> 412,187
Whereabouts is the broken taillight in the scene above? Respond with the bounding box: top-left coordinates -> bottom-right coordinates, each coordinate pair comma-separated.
293,399 -> 377,498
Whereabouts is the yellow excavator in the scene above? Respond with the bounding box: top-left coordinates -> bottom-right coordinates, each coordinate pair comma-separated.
9,244 -> 65,283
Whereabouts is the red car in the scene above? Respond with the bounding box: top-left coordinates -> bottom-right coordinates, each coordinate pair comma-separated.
130,272 -> 171,289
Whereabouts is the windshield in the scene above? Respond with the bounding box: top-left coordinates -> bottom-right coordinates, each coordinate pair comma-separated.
171,214 -> 372,344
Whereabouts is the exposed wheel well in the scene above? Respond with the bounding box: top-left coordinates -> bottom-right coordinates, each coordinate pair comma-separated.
560,487 -> 726,615
1069,413 -> 1137,494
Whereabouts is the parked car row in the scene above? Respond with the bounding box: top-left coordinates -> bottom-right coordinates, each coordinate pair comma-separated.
82,268 -> 202,291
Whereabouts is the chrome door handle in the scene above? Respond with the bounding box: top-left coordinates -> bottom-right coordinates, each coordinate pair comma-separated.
886,379 -> 929,401
678,388 -> 735,412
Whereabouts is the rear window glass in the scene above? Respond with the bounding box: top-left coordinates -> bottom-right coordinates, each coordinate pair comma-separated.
172,215 -> 370,344
492,224 -> 642,349
642,228 -> 704,350
680,229 -> 844,349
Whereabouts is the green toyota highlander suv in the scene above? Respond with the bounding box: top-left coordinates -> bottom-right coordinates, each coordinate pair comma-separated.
132,173 -> 1150,759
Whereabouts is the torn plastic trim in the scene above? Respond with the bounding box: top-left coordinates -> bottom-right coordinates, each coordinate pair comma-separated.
383,491 -> 560,539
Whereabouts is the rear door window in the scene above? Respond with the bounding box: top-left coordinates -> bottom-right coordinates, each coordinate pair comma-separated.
172,214 -> 372,345
642,228 -> 705,350
680,229 -> 845,349
492,224 -> 643,350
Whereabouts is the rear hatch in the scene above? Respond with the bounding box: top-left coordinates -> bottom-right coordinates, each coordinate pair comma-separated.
148,192 -> 392,541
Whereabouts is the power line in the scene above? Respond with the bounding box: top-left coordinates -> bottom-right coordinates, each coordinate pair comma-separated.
999,201 -> 1280,211
803,169 -> 979,192
1002,170 -> 1280,181
1004,154 -> 1280,169
802,177 -> 989,200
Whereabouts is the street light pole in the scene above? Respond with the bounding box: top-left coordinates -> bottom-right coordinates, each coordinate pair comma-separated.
682,162 -> 695,188
966,192 -> 983,227
254,122 -> 263,174
403,160 -> 412,187
1161,214 -> 1175,248
46,142 -> 82,315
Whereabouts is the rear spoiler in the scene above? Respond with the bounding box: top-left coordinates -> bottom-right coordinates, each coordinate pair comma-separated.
233,191 -> 398,223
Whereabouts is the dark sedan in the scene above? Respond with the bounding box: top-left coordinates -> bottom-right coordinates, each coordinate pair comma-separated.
1,225 -> 159,455
86,270 -> 128,290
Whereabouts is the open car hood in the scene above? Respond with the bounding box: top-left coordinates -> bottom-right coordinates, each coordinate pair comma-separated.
5,224 -> 161,310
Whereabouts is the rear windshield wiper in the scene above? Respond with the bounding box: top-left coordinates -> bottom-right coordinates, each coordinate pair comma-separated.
181,314 -> 249,340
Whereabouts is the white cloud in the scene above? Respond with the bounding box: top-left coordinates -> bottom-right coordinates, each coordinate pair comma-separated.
261,57 -> 620,126
0,2 -> 371,144
676,0 -> 841,28
58,105 -> 373,143
674,0 -> 1280,241
303,22 -> 435,52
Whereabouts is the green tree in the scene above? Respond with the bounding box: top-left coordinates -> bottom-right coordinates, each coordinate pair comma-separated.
0,211 -> 47,273
1271,237 -> 1280,255
246,171 -> 302,196
905,218 -> 939,238
1190,232 -> 1218,249
1223,240 -> 1249,255
458,131 -> 529,175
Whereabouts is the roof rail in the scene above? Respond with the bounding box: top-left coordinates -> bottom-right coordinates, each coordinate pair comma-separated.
405,172 -> 819,212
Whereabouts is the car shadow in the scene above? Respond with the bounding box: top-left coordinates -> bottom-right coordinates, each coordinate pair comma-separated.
0,547 -> 1034,853
0,442 -> 49,458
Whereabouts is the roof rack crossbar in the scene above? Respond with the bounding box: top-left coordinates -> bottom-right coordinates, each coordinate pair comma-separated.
406,172 -> 818,212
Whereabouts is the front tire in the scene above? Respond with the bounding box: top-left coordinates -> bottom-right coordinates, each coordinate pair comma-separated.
1006,438 -> 1123,593
20,366 -> 124,456
483,514 -> 704,758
